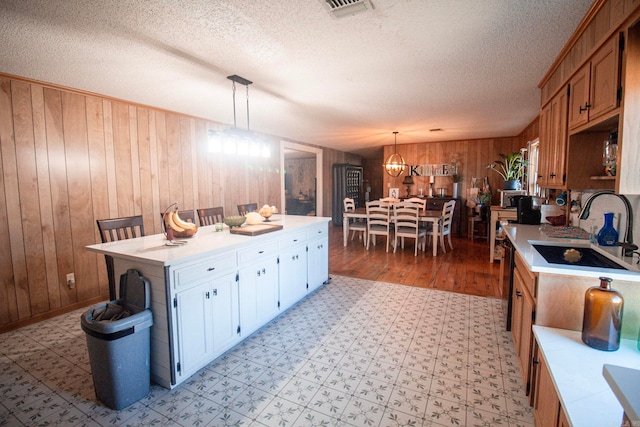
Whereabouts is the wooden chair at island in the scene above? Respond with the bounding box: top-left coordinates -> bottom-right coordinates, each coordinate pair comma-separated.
343,197 -> 366,246
96,215 -> 145,300
197,206 -> 224,226
237,203 -> 258,216
366,200 -> 392,252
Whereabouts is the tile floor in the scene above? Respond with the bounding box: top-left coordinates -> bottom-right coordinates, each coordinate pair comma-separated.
0,275 -> 533,426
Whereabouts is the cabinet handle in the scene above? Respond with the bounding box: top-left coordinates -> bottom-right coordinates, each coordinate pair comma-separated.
258,250 -> 264,254
579,102 -> 591,113
206,291 -> 210,298
549,173 -> 556,178
213,289 -> 218,296
207,267 -> 216,272
262,268 -> 266,274
516,290 -> 522,298
257,270 -> 261,276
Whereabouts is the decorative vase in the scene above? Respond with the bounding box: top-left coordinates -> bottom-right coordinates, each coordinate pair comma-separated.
597,212 -> 619,246
582,277 -> 623,351
503,180 -> 518,190
452,182 -> 459,198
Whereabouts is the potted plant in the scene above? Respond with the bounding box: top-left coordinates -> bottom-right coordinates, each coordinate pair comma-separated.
487,152 -> 527,189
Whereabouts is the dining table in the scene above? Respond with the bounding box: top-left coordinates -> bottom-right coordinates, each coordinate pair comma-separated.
343,207 -> 444,256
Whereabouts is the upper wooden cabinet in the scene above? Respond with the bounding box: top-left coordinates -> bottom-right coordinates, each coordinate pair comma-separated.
568,35 -> 622,131
538,86 -> 568,189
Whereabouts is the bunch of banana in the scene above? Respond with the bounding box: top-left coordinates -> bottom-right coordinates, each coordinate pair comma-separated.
163,206 -> 198,238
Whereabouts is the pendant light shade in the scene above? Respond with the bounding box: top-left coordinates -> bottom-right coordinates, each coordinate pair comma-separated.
383,131 -> 406,177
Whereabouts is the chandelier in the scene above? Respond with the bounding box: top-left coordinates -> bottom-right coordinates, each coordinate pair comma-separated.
383,131 -> 406,177
208,75 -> 270,158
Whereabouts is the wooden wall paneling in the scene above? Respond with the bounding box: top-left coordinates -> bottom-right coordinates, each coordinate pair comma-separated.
61,91 -> 99,301
111,102 -> 134,217
0,78 -> 21,322
147,110 -> 162,234
179,116 -> 194,211
188,119 -> 199,219
155,111 -> 171,218
128,106 -> 142,216
44,88 -> 75,307
136,108 -> 155,235
101,100 -> 118,218
165,113 -> 183,210
31,85 -> 62,310
196,122 -> 213,213
13,81 -> 49,315
85,96 -> 110,296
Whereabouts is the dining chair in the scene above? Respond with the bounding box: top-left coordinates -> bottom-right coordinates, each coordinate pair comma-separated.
96,215 -> 145,300
425,200 -> 456,254
343,197 -> 366,246
393,201 -> 426,256
366,200 -> 392,252
380,197 -> 400,205
197,206 -> 224,226
237,203 -> 258,216
405,197 -> 426,212
160,209 -> 196,225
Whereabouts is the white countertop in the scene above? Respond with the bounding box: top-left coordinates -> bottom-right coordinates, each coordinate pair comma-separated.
87,215 -> 330,267
603,364 -> 640,423
504,224 -> 640,282
534,326 -> 640,427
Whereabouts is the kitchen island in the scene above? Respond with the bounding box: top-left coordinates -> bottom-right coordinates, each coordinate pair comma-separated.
504,224 -> 640,427
87,215 -> 330,389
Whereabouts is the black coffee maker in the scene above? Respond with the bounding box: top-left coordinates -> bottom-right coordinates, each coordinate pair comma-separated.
517,196 -> 541,225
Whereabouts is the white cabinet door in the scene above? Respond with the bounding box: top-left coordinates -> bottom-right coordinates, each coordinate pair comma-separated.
175,282 -> 214,379
239,256 -> 279,336
307,236 -> 328,293
279,246 -> 308,311
210,272 -> 241,354
175,272 -> 239,380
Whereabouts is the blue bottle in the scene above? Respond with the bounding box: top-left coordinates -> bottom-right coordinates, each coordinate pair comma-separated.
597,212 -> 619,246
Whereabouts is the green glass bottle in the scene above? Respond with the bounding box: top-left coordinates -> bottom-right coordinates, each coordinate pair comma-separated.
582,277 -> 624,351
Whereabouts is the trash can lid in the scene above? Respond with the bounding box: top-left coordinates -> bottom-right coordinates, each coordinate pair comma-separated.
119,269 -> 151,310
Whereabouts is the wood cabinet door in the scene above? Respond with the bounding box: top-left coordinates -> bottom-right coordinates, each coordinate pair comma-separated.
511,273 -> 524,355
589,36 -> 620,121
519,285 -> 534,395
548,87 -> 568,188
568,64 -> 590,130
533,347 -> 561,427
538,102 -> 552,188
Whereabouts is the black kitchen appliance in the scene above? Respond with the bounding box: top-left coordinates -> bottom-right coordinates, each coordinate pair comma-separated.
517,196 -> 541,225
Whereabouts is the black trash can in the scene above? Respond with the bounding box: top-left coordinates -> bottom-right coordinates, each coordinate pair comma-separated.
81,269 -> 153,410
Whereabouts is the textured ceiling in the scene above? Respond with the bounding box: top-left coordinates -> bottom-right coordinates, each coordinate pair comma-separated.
0,0 -> 593,158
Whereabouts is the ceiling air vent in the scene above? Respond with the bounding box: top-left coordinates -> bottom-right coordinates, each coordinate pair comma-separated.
323,0 -> 373,19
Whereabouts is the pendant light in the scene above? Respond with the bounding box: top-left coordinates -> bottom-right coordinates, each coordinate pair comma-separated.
383,131 -> 406,177
208,74 -> 270,158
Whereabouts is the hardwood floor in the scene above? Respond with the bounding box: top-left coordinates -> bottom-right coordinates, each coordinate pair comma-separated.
328,224 -> 504,298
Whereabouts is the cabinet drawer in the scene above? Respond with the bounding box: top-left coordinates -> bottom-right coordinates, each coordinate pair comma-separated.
307,223 -> 327,240
172,252 -> 237,290
515,251 -> 537,298
238,242 -> 274,267
279,231 -> 307,249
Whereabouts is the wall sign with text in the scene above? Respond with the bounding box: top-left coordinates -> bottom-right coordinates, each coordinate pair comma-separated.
407,164 -> 455,177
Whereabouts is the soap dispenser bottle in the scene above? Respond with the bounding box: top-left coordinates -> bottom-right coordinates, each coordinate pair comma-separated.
582,277 -> 624,351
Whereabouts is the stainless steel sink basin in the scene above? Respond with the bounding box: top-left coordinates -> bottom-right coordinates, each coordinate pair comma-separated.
532,244 -> 627,270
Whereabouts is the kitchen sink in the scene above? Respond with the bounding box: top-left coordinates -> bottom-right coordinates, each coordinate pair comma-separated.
532,244 -> 627,270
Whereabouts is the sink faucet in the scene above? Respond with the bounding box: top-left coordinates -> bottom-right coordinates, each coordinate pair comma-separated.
579,190 -> 636,257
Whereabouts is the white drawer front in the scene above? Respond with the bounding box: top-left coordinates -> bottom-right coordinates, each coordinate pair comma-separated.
238,242 -> 274,267
173,252 -> 237,289
279,231 -> 307,249
307,223 -> 327,240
